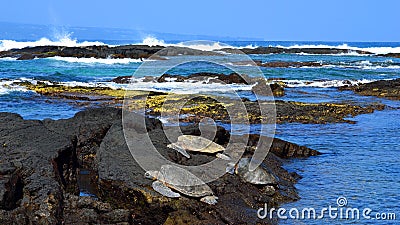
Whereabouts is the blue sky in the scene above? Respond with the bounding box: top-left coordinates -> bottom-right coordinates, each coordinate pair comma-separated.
1,0 -> 399,41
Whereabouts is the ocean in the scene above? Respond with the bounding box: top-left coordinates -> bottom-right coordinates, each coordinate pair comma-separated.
0,30 -> 399,224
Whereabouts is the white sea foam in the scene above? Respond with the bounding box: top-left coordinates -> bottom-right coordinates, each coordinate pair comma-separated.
3,33 -> 400,55
50,56 -> 144,65
0,32 -> 105,51
140,36 -> 167,46
0,86 -> 8,95
0,79 -> 30,95
136,36 -> 257,51
281,43 -> 400,54
0,57 -> 17,61
124,81 -> 254,94
7,77 -> 254,95
277,79 -> 376,88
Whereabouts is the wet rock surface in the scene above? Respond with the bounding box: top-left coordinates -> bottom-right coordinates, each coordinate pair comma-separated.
0,45 -> 163,60
135,96 -> 385,124
0,108 -> 319,224
339,78 -> 400,100
3,44 -> 392,61
0,45 -> 220,60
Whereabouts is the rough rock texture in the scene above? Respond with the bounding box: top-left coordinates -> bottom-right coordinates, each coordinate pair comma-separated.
0,45 -> 220,60
3,44 -> 392,61
339,78 -> 400,100
135,95 -> 385,124
0,108 -> 319,224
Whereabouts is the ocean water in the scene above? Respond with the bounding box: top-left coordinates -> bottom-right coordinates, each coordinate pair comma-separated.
0,31 -> 399,224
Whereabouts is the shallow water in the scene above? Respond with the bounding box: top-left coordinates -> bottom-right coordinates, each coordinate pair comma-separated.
277,105 -> 400,224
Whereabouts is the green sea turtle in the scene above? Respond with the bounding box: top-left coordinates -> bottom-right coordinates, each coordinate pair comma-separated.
144,164 -> 218,205
167,135 -> 230,160
227,158 -> 277,185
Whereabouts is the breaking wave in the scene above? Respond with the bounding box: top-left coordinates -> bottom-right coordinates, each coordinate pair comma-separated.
281,43 -> 400,54
276,79 -> 376,88
0,32 -> 105,51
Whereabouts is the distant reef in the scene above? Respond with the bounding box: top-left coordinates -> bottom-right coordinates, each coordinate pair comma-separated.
1,44 -> 399,60
0,45 -> 220,60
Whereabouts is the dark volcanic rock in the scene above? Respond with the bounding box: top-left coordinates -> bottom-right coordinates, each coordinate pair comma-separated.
221,46 -> 372,55
16,53 -> 35,60
155,46 -> 222,56
111,75 -> 133,84
0,45 -> 221,60
339,78 -> 400,100
378,53 -> 400,58
0,45 -> 164,60
0,108 -> 319,224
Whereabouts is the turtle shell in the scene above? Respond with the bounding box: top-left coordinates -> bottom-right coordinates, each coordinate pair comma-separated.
175,135 -> 225,154
236,158 -> 277,185
157,164 -> 214,198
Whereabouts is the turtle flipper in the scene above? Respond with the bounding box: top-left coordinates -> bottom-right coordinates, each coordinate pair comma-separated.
200,196 -> 218,205
167,143 -> 190,158
216,153 -> 231,161
152,180 -> 181,198
226,162 -> 236,174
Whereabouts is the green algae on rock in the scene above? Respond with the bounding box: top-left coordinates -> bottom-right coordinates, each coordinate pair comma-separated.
339,78 -> 400,100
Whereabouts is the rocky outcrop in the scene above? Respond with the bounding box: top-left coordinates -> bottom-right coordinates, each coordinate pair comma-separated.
1,44 -> 385,61
0,45 -> 220,60
0,45 -> 163,60
378,53 -> 400,58
0,108 -> 319,224
133,95 -> 385,124
339,78 -> 400,100
221,46 -> 372,55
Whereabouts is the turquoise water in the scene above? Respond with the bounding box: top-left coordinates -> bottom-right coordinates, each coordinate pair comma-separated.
0,38 -> 399,224
278,98 -> 400,224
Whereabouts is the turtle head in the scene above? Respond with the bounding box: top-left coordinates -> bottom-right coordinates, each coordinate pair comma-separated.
144,170 -> 159,180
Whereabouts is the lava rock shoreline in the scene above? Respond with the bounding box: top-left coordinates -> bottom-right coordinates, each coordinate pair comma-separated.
0,107 -> 319,225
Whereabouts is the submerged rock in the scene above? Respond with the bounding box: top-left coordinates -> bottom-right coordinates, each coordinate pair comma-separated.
0,108 -> 319,224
